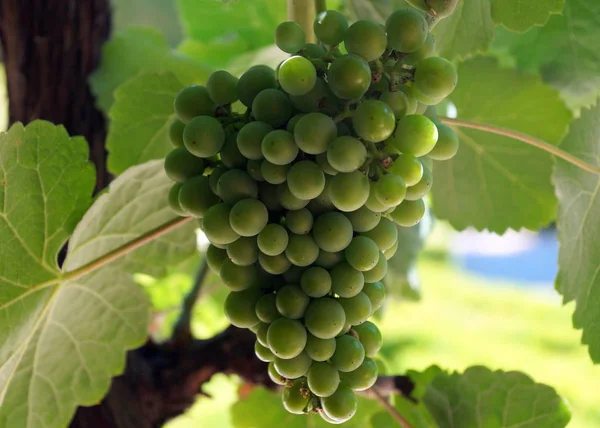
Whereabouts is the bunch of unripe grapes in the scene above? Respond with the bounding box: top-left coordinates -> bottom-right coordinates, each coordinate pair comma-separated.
164,6 -> 458,424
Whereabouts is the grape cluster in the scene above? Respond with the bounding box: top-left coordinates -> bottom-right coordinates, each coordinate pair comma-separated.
165,7 -> 458,424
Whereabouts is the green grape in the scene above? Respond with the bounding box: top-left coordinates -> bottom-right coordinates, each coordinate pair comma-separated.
345,236 -> 380,271
326,136 -> 367,173
385,8 -> 428,53
248,322 -> 262,334
217,169 -> 258,204
227,236 -> 258,266
300,266 -> 332,298
294,112 -> 337,155
168,182 -> 185,216
258,223 -> 289,256
316,152 -> 338,176
238,65 -> 277,107
206,70 -> 239,105
405,164 -> 432,200
395,84 -> 419,114
361,217 -> 397,252
206,244 -> 227,273
259,252 -> 292,275
312,212 -> 353,252
373,174 -> 407,207
304,298 -> 346,339
353,321 -> 382,357
276,285 -> 310,319
353,100 -> 396,143
229,198 -> 268,237
220,259 -> 258,291
247,159 -> 265,182
282,378 -> 310,415
327,54 -> 371,100
164,147 -> 205,183
268,317 -> 307,359
314,10 -> 348,45
340,357 -> 378,391
178,175 -> 219,217
285,233 -> 320,267
302,42 -> 327,58
286,113 -> 306,133
403,33 -> 435,66
363,253 -> 388,283
305,334 -> 336,362
261,160 -> 290,185
379,89 -> 411,119
224,288 -> 261,328
307,177 -> 336,215
344,20 -> 387,61
277,184 -> 310,210
208,165 -> 226,195
252,88 -> 293,128
362,281 -> 386,311
237,121 -> 272,160
389,114 -> 438,157
256,322 -> 270,346
275,352 -> 313,380
413,87 -> 445,106
256,293 -> 280,324
331,262 -> 364,298
268,361 -> 288,386
428,123 -> 459,160
414,56 -> 458,99
174,85 -> 216,123
276,21 -> 306,53
202,203 -> 240,245
346,206 -> 381,232
319,410 -> 347,424
183,116 -> 226,158
287,161 -> 325,200
169,119 -> 185,147
383,239 -> 398,260
282,266 -> 303,284
389,198 -> 425,227
286,208 -> 314,235
308,362 -> 340,397
278,56 -> 317,96
420,155 -> 433,171
329,171 -> 370,212
259,182 -> 284,212
220,131 -> 247,169
388,153 -> 424,186
315,249 -> 344,269
290,78 -> 331,113
330,335 -> 365,372
339,292 -> 372,325
255,341 -> 275,362
321,384 -> 357,422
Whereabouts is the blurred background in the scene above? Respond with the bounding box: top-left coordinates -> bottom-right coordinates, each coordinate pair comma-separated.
0,0 -> 597,426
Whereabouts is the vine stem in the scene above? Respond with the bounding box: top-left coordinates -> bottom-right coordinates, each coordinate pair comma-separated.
371,386 -> 413,428
172,258 -> 210,344
315,0 -> 327,14
440,117 -> 600,176
62,216 -> 194,283
287,0 -> 317,42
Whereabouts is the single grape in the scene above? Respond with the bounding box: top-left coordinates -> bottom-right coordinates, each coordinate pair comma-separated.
259,252 -> 292,275
330,262 -> 365,298
285,233 -> 320,267
268,318 -> 307,359
258,223 -> 289,256
307,362 -> 340,397
229,198 -> 268,237
164,147 -> 205,183
258,182 -> 284,213
300,266 -> 332,298
287,161 -> 325,200
373,174 -> 407,207
220,131 -> 247,169
428,123 -> 459,160
282,378 -> 310,415
326,136 -> 367,173
276,21 -> 306,53
294,112 -> 337,155
403,33 -> 435,66
340,357 -> 378,391
301,42 -> 327,58
385,8 -> 428,53
412,86 -> 445,106
208,165 -> 226,195
256,293 -> 280,324
363,254 -> 388,284
237,121 -> 272,160
321,384 -> 358,422
304,298 -> 346,339
261,160 -> 290,185
345,236 -> 380,271
224,288 -> 261,328
389,198 -> 425,227
277,183 -> 310,210
278,56 -> 317,96
174,85 -> 216,123
226,236 -> 258,266
388,153 -> 424,186
383,239 -> 398,260
307,177 -> 336,215
339,292 -> 372,326
312,212 -> 353,252
252,88 -> 293,128
247,159 -> 265,182
344,20 -> 387,61
178,175 -> 219,217
290,78 -> 331,113
414,56 -> 458,99
314,10 -> 348,45
286,208 -> 314,235
183,116 -> 226,158
346,206 -> 381,232
319,410 -> 347,424
207,70 -> 239,105
330,335 -> 365,372
353,321 -> 382,357
395,84 -> 419,114
206,244 -> 227,273
217,169 -> 258,204
169,119 -> 185,147
362,281 -> 386,311
220,259 -> 258,291
361,217 -> 397,252
406,164 -> 432,200
268,361 -> 288,386
389,114 -> 438,157
238,65 -> 277,107
168,182 -> 185,216
327,54 -> 371,100
329,171 -> 370,212
255,341 -> 275,362
316,152 -> 339,176
256,323 -> 270,345
202,203 -> 239,245
315,249 -> 344,269
379,89 -> 411,119
276,285 -> 310,319
287,114 -> 306,133
275,351 -> 313,379
353,100 -> 396,143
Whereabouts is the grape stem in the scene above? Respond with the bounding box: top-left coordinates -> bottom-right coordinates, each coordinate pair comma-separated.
287,0 -> 317,43
371,386 -> 413,428
315,0 -> 327,14
172,258 -> 210,345
440,117 -> 600,176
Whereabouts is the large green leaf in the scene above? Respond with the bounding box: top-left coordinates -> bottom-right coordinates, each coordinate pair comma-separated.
553,100 -> 600,363
432,57 -> 572,232
492,0 -> 564,32
106,72 -> 183,175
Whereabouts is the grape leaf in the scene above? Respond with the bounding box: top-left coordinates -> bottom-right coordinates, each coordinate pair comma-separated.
432,57 -> 572,233
0,126 -> 196,428
90,27 -> 210,112
106,72 -> 183,175
423,366 -> 571,427
371,394 -> 437,428
553,100 -> 600,363
492,0 -> 564,32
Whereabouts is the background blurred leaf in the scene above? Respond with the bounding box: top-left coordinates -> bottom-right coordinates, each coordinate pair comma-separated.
492,0 -> 564,33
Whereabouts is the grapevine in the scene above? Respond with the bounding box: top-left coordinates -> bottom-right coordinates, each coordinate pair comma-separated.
164,6 -> 458,424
